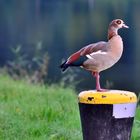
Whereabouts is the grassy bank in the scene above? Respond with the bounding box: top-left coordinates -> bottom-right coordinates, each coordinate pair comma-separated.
0,75 -> 139,140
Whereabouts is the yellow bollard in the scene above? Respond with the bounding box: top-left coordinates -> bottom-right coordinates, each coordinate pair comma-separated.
78,90 -> 137,140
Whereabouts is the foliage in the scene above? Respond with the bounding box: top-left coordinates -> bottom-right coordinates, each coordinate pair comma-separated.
0,75 -> 82,140
0,75 -> 139,140
6,42 -> 49,84
131,106 -> 140,140
1,0 -> 140,91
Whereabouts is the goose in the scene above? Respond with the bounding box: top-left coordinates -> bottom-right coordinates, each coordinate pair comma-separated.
60,19 -> 129,91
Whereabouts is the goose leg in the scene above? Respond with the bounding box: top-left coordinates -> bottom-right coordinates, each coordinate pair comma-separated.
92,72 -> 107,92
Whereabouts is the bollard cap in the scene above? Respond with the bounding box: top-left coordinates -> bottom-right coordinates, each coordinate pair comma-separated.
78,90 -> 137,104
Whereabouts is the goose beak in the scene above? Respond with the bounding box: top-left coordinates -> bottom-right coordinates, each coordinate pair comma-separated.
122,23 -> 129,28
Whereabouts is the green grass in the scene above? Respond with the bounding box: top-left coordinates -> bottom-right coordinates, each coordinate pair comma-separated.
0,75 -> 139,140
131,106 -> 140,140
0,75 -> 82,140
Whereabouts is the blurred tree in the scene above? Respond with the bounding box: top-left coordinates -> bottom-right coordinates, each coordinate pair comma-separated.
6,43 -> 49,84
0,0 -> 140,92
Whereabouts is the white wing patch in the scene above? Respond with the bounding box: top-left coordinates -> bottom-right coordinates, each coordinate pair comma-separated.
86,54 -> 93,59
86,50 -> 107,59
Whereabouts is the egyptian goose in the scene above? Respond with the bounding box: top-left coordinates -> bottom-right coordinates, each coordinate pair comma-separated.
60,19 -> 129,91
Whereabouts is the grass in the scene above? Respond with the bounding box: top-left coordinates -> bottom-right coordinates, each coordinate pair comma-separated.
0,75 -> 139,140
131,106 -> 140,140
0,75 -> 82,140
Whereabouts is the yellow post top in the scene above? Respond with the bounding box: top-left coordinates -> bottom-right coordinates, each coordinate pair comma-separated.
78,90 -> 137,104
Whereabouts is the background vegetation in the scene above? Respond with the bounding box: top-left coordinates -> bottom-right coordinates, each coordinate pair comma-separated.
0,0 -> 140,92
0,75 -> 139,140
0,1 -> 140,140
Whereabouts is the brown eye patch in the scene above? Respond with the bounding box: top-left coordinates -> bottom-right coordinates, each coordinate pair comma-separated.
116,20 -> 122,25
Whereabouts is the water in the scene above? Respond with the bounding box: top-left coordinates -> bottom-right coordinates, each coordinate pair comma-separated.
0,0 -> 140,93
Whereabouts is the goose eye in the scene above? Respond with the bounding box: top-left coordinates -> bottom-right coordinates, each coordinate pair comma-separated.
116,20 -> 122,25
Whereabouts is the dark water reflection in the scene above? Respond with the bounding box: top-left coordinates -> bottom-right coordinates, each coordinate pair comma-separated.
0,0 -> 140,93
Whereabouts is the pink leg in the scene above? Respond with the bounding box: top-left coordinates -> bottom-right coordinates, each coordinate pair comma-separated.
92,72 -> 107,92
